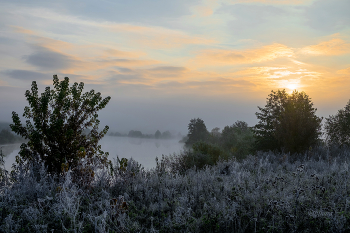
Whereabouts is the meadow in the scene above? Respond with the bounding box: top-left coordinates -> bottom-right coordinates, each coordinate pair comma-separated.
1,145 -> 350,232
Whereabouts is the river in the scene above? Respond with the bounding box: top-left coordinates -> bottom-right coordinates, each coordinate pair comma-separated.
1,136 -> 185,171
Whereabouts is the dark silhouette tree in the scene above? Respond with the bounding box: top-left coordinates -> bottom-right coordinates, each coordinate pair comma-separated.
10,75 -> 111,177
325,100 -> 350,146
185,118 -> 209,146
254,90 -> 322,154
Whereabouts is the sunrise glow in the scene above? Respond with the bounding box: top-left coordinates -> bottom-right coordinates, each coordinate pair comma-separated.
0,0 -> 349,132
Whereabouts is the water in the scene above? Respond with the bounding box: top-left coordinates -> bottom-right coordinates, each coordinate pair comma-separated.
1,136 -> 185,171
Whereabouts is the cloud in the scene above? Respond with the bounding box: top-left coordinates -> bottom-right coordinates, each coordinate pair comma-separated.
305,0 -> 350,32
11,7 -> 215,49
217,3 -> 286,33
3,69 -> 48,81
233,0 -> 312,4
299,38 -> 350,56
10,26 -> 35,35
23,46 -> 80,71
102,49 -> 145,58
108,24 -> 215,49
337,67 -> 350,75
3,0 -> 198,26
192,43 -> 294,66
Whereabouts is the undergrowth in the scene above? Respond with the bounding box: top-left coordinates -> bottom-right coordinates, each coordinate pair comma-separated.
1,146 -> 350,232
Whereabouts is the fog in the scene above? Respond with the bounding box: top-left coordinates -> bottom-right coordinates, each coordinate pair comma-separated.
2,136 -> 185,171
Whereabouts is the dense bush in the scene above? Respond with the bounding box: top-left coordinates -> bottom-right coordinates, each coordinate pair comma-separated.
163,142 -> 229,173
10,75 -> 111,178
2,145 -> 350,232
220,121 -> 255,160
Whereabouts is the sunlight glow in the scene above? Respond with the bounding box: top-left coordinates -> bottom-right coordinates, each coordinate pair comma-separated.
286,83 -> 299,93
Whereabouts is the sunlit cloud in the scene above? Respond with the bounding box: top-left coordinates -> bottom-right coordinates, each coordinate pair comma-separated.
299,38 -> 350,56
337,67 -> 350,75
191,43 -> 294,67
224,0 -> 313,4
11,6 -> 216,50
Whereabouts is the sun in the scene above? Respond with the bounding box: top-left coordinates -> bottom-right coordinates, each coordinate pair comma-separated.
286,83 -> 299,93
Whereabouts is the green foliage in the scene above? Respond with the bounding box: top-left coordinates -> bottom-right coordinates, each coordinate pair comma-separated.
166,142 -> 229,172
220,121 -> 255,160
254,90 -> 322,154
185,118 -> 210,146
10,75 -> 111,177
325,100 -> 350,146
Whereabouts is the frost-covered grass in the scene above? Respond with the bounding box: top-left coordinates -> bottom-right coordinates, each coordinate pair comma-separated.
1,146 -> 350,232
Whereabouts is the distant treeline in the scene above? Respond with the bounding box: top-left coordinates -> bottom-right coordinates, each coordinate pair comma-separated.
109,129 -> 179,139
0,122 -> 24,145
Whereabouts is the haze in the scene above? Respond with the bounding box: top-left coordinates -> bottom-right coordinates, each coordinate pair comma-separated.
1,0 -> 350,134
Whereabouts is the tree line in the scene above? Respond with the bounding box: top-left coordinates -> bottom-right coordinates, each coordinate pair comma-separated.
4,75 -> 350,178
109,129 -> 176,139
181,89 -> 350,169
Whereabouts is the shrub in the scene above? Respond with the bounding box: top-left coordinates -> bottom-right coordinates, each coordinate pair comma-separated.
325,100 -> 350,147
220,121 -> 255,160
10,75 -> 111,178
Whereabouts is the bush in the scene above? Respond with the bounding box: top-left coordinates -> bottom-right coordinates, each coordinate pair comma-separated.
220,121 -> 255,160
10,75 -> 111,179
2,146 -> 350,232
325,100 -> 350,147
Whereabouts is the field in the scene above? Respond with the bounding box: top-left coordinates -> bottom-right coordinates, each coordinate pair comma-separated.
1,145 -> 350,232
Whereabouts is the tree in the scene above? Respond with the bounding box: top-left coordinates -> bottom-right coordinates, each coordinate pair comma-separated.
128,130 -> 143,138
221,121 -> 255,159
185,118 -> 210,146
161,130 -> 172,139
10,75 -> 111,177
155,130 -> 161,139
254,90 -> 322,154
325,100 -> 350,146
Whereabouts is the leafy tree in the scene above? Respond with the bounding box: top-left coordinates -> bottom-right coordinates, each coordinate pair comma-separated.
210,127 -> 221,138
254,90 -> 322,154
325,100 -> 350,146
161,130 -> 172,139
185,118 -> 209,146
155,130 -> 161,139
221,121 -> 255,159
10,75 -> 111,177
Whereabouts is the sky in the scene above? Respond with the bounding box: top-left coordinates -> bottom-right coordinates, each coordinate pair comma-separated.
0,0 -> 350,135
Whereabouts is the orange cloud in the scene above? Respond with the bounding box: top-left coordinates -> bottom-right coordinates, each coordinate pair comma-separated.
10,26 -> 35,35
191,43 -> 294,67
233,0 -> 312,4
109,24 -> 216,49
337,67 -> 350,75
102,49 -> 145,58
300,39 -> 350,56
